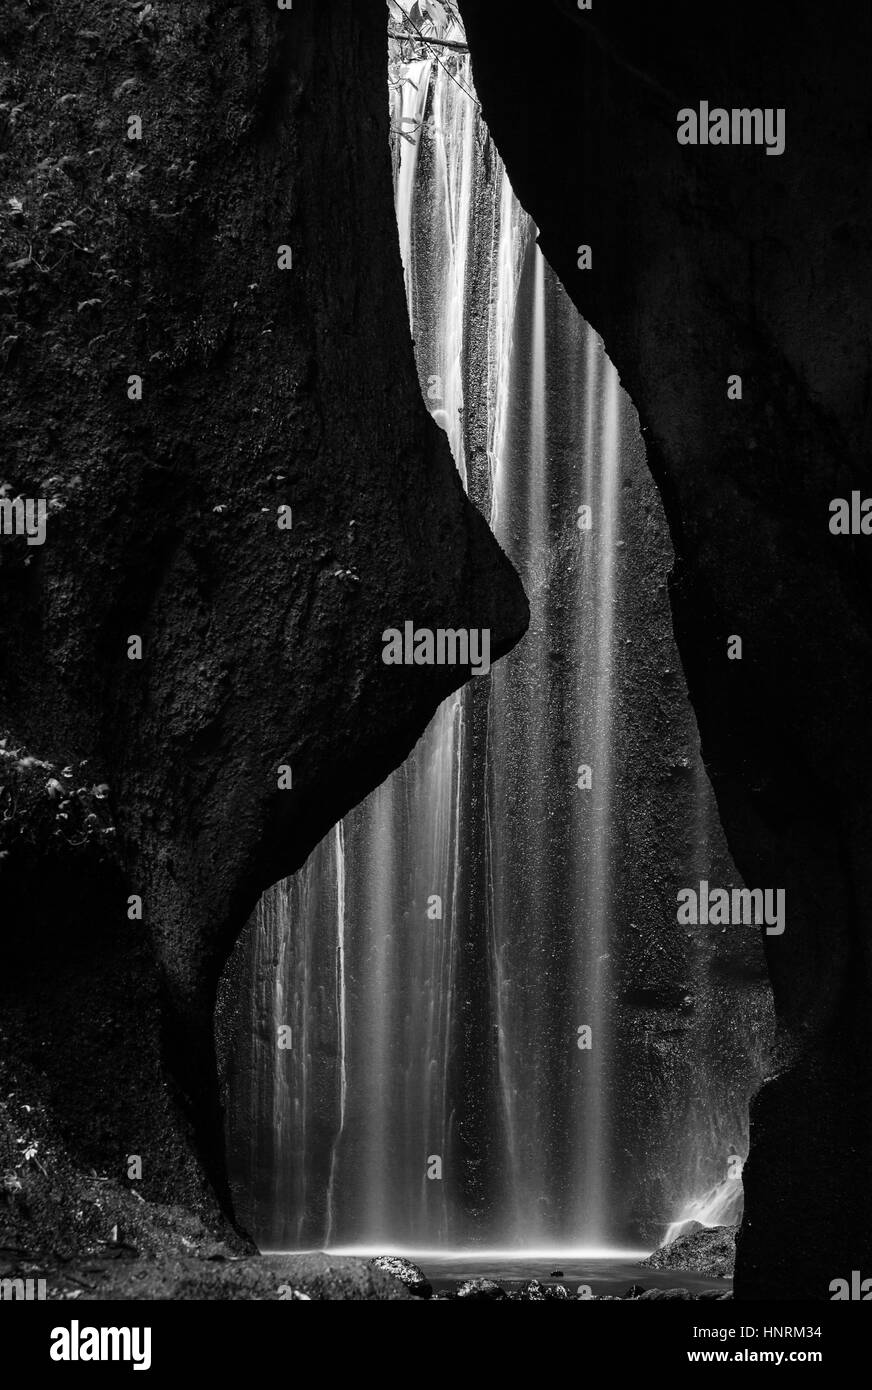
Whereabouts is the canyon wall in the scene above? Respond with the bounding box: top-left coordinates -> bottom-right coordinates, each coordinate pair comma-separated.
0,0 -> 526,1251
458,0 -> 872,1297
3,0 -> 867,1299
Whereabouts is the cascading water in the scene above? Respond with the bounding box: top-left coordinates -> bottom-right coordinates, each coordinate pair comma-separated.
662,1174 -> 745,1247
219,8 -> 772,1259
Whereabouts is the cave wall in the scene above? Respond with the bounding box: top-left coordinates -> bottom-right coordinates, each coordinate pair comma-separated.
0,0 -> 526,1250
458,0 -> 872,1297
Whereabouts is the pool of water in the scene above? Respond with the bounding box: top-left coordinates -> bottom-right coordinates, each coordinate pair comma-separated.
323,1248 -> 730,1297
420,1256 -> 728,1297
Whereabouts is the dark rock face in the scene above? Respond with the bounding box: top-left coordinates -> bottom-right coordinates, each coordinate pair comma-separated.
0,0 -> 526,1247
459,0 -> 872,1298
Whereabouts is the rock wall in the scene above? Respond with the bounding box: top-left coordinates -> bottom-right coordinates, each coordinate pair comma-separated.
458,0 -> 872,1297
0,0 -> 526,1250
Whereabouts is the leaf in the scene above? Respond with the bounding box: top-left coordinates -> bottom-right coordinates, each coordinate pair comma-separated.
426,0 -> 449,36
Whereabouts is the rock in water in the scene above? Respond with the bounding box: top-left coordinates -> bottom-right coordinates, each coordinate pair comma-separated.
455,1278 -> 506,1300
638,1288 -> 693,1300
515,1280 -> 548,1301
369,1256 -> 432,1299
641,1225 -> 736,1278
513,1278 -> 568,1300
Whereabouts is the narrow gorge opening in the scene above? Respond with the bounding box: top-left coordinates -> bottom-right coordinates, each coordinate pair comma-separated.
216,3 -> 773,1275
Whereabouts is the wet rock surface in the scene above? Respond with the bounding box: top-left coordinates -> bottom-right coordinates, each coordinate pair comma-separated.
369,1256 -> 432,1298
642,1226 -> 736,1280
455,1277 -> 508,1300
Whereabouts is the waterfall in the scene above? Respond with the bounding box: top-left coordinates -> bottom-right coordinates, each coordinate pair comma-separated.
219,12 -> 771,1258
324,823 -> 347,1246
662,1175 -> 745,1246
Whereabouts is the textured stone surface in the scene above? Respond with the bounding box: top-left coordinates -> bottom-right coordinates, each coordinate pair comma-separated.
642,1225 -> 736,1279
0,1249 -> 413,1301
369,1255 -> 432,1297
0,0 -> 526,1251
